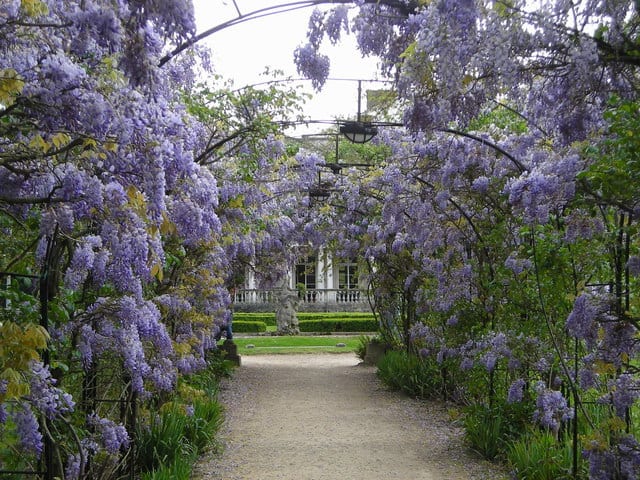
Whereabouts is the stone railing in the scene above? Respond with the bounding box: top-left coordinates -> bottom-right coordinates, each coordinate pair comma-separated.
233,289 -> 369,312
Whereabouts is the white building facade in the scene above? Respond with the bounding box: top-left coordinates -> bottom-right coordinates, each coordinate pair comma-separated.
233,250 -> 369,312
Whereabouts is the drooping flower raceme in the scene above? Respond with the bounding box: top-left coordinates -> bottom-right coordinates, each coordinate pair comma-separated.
294,43 -> 330,90
532,382 -> 574,433
12,403 -> 44,457
87,414 -> 130,455
507,378 -> 526,404
565,293 -> 601,348
28,361 -> 75,419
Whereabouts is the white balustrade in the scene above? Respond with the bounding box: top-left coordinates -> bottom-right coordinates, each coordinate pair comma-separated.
234,289 -> 366,305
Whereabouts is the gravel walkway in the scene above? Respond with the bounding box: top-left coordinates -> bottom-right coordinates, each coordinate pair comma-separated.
192,353 -> 507,480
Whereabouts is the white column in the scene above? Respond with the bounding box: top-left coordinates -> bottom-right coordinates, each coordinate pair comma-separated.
316,249 -> 326,289
326,252 -> 335,289
246,267 -> 256,289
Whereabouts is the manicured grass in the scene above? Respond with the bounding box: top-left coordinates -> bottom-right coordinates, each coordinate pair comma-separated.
231,335 -> 361,355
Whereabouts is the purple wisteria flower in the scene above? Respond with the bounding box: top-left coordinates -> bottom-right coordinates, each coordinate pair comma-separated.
409,322 -> 447,362
563,210 -> 604,242
65,454 -> 81,480
13,403 -> 43,457
585,434 -> 640,480
532,382 -> 574,433
446,314 -> 458,326
294,43 -> 330,90
150,358 -> 177,391
88,414 -> 130,455
507,378 -> 526,403
325,6 -> 349,44
600,320 -> 638,369
471,176 -> 490,193
566,293 -> 599,348
504,254 -> 532,275
28,361 -> 75,419
481,352 -> 499,372
578,366 -> 599,390
0,0 -> 19,18
64,236 -> 101,290
534,357 -> 551,374
482,332 -> 512,373
601,374 -> 640,418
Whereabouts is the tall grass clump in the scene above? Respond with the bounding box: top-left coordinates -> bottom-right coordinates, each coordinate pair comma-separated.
463,400 -> 533,461
136,403 -> 196,475
507,429 -> 579,479
376,350 -> 442,398
141,454 -> 197,480
135,355 -> 230,479
355,334 -> 372,360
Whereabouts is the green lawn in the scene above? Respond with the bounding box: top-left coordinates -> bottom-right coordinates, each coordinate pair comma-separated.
230,335 -> 366,355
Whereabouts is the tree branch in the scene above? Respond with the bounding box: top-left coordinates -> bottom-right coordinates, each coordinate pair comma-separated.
439,128 -> 528,173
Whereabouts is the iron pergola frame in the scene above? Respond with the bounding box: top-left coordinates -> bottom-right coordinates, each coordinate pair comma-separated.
160,0 -> 418,67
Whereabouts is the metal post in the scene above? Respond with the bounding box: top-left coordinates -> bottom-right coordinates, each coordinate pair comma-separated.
573,337 -> 578,479
356,80 -> 362,122
39,239 -> 51,368
39,233 -> 56,480
127,389 -> 138,480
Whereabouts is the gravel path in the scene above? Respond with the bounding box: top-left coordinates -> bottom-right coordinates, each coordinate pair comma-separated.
192,353 -> 507,480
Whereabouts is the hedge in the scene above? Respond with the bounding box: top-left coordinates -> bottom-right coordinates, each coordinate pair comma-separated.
298,318 -> 377,333
231,321 -> 267,333
297,312 -> 374,321
233,312 -> 376,327
233,313 -> 277,326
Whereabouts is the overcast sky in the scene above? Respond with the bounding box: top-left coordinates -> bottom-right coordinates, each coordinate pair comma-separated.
191,0 -> 385,135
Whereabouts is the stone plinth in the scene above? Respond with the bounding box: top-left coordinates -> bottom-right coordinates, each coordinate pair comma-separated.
220,340 -> 241,366
364,341 -> 389,366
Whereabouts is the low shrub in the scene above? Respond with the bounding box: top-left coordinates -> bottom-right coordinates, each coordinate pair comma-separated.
298,312 -> 374,321
298,318 -> 377,332
507,429 -> 577,479
376,350 -> 442,398
233,313 -> 276,326
232,320 -> 267,332
233,312 -> 376,328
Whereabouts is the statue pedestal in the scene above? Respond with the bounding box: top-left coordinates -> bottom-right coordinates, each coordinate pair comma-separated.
220,340 -> 241,366
364,341 -> 388,366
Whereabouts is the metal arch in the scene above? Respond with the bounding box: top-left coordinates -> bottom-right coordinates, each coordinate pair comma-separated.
160,0 -> 418,66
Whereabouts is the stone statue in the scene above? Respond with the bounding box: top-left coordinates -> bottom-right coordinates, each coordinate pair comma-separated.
275,277 -> 300,335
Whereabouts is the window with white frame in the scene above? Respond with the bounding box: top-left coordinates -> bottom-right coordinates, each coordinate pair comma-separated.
295,256 -> 317,289
338,263 -> 357,290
